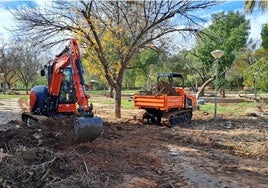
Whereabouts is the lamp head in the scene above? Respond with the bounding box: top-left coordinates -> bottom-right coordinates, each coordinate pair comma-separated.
211,50 -> 224,59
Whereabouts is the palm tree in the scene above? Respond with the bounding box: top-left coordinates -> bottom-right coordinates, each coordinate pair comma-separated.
244,0 -> 268,14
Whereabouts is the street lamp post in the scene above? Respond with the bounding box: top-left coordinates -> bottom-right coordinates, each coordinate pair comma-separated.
211,50 -> 224,123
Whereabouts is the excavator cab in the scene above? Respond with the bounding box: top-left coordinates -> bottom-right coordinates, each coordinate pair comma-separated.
41,65 -> 76,104
59,68 -> 76,103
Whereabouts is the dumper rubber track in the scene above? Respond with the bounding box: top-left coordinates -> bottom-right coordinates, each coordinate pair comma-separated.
142,112 -> 162,124
163,109 -> 192,127
142,109 -> 192,127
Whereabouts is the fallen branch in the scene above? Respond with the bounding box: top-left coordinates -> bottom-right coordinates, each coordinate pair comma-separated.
83,160 -> 89,174
41,168 -> 51,180
169,182 -> 176,188
4,143 -> 10,153
0,148 -> 12,162
33,157 -> 57,171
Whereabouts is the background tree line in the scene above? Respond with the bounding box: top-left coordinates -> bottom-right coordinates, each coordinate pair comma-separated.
0,38 -> 45,94
0,0 -> 267,118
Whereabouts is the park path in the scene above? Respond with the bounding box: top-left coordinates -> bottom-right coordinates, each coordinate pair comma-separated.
0,98 -> 21,125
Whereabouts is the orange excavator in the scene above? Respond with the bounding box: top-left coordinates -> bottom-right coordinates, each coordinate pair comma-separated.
22,38 -> 103,143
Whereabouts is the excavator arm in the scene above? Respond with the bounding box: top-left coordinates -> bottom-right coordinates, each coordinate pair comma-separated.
49,39 -> 103,142
48,39 -> 92,116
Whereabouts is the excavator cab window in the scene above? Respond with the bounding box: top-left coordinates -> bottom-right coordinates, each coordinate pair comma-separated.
59,68 -> 76,103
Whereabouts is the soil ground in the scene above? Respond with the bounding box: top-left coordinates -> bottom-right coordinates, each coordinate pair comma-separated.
0,95 -> 267,188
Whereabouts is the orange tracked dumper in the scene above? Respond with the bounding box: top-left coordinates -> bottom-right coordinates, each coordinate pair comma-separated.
134,73 -> 197,126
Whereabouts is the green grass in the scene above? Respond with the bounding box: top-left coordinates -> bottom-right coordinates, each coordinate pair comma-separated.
88,90 -> 106,95
121,90 -> 139,95
88,89 -> 139,95
0,94 -> 28,99
199,102 -> 256,114
91,97 -> 134,109
121,99 -> 134,109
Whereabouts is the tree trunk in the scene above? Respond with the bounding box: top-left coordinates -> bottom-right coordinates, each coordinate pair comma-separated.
196,69 -> 229,99
114,85 -> 122,118
220,87 -> 226,98
6,82 -> 11,90
237,77 -> 243,91
25,85 -> 29,95
236,77 -> 240,90
199,87 -> 205,97
220,86 -> 225,97
196,76 -> 215,99
196,77 -> 208,97
221,73 -> 226,98
108,86 -> 114,98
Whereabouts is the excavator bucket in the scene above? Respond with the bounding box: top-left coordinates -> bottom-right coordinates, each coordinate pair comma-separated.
73,116 -> 103,143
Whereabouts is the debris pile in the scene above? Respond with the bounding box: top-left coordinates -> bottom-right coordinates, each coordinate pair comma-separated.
146,81 -> 177,96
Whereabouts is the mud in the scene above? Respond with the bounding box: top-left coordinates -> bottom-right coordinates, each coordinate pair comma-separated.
0,97 -> 267,188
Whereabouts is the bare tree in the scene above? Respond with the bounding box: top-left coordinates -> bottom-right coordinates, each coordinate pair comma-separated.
12,0 -> 218,118
14,42 -> 42,94
0,40 -> 21,93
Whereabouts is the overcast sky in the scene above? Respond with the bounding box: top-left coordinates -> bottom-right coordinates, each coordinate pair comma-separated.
0,0 -> 267,48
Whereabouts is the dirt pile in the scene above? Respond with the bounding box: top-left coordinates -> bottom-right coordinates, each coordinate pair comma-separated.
146,81 -> 177,96
0,110 -> 267,187
0,147 -> 82,187
0,120 -> 165,187
0,118 -> 74,150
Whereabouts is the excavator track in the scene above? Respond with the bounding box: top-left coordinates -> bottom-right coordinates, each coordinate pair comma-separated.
142,109 -> 192,127
22,112 -> 51,125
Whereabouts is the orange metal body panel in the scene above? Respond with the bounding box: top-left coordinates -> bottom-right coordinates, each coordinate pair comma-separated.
186,94 -> 197,107
175,88 -> 185,96
30,90 -> 37,112
134,94 -> 185,111
57,103 -> 77,113
166,95 -> 185,109
134,95 -> 166,110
